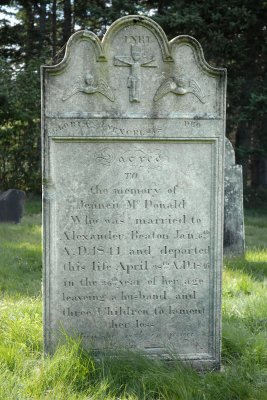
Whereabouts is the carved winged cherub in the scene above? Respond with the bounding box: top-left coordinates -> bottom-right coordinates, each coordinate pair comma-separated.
154,76 -> 206,103
62,73 -> 115,102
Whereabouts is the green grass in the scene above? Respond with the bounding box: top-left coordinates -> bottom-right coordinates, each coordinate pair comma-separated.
244,209 -> 267,249
0,198 -> 41,298
0,199 -> 266,399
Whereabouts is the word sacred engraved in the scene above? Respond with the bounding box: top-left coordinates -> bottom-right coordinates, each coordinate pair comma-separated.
114,44 -> 157,103
94,146 -> 164,168
42,15 -> 226,370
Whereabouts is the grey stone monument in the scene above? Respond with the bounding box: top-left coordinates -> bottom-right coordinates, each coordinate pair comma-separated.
224,138 -> 245,255
42,16 -> 226,369
0,189 -> 26,223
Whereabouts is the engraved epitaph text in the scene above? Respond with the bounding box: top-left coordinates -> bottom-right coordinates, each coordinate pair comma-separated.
42,16 -> 226,369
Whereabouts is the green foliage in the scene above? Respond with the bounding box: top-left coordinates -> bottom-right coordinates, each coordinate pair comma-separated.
0,199 -> 267,399
0,1 -> 266,192
0,57 -> 41,193
244,187 -> 267,210
148,1 -> 267,185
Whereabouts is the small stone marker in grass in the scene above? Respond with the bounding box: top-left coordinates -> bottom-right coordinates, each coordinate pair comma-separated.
42,16 -> 226,369
0,189 -> 26,223
224,138 -> 245,256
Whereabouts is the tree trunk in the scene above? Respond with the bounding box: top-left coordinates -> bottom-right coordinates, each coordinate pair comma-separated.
39,0 -> 46,46
52,0 -> 57,59
235,121 -> 252,188
24,2 -> 35,63
250,117 -> 267,187
158,0 -> 165,15
63,0 -> 72,45
72,0 -> 76,32
251,157 -> 267,187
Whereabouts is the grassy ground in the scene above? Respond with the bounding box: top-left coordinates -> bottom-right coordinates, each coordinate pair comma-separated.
0,199 -> 266,399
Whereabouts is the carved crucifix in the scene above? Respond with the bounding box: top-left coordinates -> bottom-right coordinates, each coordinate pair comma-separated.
114,44 -> 157,103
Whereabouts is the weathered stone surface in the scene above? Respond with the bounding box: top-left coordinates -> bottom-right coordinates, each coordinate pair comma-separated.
224,138 -> 245,255
0,189 -> 26,223
42,16 -> 226,369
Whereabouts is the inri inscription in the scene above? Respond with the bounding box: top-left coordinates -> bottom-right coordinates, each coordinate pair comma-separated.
42,16 -> 226,369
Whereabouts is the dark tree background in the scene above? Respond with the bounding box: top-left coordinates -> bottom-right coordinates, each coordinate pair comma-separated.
0,1 -> 266,200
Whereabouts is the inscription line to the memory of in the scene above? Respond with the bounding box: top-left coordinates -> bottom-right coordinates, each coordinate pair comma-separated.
47,135 -> 218,357
43,15 -> 226,369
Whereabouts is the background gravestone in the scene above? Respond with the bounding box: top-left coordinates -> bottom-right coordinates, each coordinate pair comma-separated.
42,16 -> 226,369
0,189 -> 26,223
224,138 -> 245,255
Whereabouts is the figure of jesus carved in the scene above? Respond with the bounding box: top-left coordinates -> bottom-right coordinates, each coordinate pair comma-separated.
114,44 -> 157,103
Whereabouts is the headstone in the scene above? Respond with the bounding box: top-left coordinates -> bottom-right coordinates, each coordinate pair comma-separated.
0,189 -> 26,223
224,138 -> 245,255
42,16 -> 226,369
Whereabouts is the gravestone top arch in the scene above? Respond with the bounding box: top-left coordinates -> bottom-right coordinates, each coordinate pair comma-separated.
42,15 -> 226,370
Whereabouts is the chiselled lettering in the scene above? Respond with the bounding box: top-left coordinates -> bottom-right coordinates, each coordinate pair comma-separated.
43,15 -> 225,370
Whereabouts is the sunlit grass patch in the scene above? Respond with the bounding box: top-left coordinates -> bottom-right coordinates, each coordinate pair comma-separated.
0,200 -> 266,399
246,248 -> 267,262
0,296 -> 42,350
5,240 -> 42,255
0,197 -> 42,298
224,254 -> 266,282
245,213 -> 267,249
223,251 -> 267,334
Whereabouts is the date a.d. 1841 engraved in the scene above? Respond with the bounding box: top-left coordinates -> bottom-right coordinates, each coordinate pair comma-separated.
62,73 -> 115,102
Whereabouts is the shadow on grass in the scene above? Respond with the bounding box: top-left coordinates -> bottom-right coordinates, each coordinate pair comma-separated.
224,254 -> 267,282
0,244 -> 42,297
0,221 -> 42,298
37,335 -> 267,400
24,195 -> 42,216
43,337 -> 206,400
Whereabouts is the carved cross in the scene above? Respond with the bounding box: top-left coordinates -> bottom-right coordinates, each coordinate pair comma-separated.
114,44 -> 157,103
